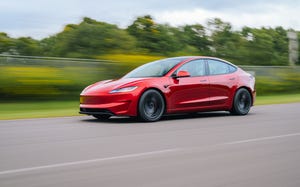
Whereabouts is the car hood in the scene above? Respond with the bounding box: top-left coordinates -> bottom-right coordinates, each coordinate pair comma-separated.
81,78 -> 149,95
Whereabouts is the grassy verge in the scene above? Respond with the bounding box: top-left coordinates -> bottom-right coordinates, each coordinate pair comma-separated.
0,94 -> 300,120
0,101 -> 79,120
255,93 -> 300,105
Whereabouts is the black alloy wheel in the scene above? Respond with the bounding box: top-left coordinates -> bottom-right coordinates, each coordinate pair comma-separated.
231,88 -> 252,115
138,89 -> 165,122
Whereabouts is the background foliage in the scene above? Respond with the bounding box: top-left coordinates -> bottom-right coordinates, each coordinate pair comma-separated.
1,16 -> 298,65
1,55 -> 300,102
1,15 -> 299,102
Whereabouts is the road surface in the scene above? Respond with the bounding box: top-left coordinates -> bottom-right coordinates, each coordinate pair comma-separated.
0,103 -> 300,187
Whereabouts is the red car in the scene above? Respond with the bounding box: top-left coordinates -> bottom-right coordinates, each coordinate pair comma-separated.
80,56 -> 256,122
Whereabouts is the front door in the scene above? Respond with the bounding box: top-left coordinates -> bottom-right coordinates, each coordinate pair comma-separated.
168,59 -> 210,113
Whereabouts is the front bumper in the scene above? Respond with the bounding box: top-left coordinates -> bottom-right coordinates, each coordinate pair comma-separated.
79,93 -> 138,116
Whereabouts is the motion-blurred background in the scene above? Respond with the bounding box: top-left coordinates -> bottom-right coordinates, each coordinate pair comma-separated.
0,0 -> 299,119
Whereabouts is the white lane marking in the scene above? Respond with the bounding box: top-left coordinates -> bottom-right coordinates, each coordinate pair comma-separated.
223,133 -> 300,145
0,149 -> 178,175
1,133 -> 300,176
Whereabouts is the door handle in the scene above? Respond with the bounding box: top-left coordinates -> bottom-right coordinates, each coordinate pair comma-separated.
229,78 -> 235,80
200,80 -> 207,82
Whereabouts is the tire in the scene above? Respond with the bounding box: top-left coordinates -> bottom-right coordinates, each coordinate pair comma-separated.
230,88 -> 252,115
138,89 -> 165,122
92,114 -> 111,120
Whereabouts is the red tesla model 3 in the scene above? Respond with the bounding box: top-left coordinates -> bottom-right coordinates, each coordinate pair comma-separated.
80,56 -> 256,121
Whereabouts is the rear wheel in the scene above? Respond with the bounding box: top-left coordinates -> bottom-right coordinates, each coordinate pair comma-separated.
92,114 -> 111,120
138,89 -> 165,122
231,88 -> 252,115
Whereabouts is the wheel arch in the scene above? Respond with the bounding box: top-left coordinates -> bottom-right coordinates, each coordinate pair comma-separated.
235,86 -> 254,106
137,87 -> 168,115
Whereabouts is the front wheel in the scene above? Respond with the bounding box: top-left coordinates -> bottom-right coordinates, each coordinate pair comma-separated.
230,88 -> 252,115
138,89 -> 165,122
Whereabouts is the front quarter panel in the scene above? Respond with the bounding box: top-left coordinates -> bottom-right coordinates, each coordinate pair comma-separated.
80,77 -> 171,117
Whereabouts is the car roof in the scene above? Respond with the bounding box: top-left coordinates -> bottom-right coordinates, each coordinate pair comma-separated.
174,56 -> 237,67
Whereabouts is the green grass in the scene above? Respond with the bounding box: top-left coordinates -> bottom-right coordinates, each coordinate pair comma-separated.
0,101 -> 79,120
255,93 -> 300,105
0,93 -> 300,120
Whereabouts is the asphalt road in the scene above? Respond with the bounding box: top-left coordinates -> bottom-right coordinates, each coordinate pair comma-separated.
0,103 -> 300,187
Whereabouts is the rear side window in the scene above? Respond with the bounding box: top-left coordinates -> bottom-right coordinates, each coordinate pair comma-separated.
207,59 -> 237,75
228,64 -> 237,73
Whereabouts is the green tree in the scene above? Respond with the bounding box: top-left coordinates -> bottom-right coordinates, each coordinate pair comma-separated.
207,18 -> 243,63
42,17 -> 136,58
0,32 -> 15,54
127,15 -> 183,55
296,31 -> 300,65
181,24 -> 211,55
240,27 -> 288,65
14,37 -> 42,56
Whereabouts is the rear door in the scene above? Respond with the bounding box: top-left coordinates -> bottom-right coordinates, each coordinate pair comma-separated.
206,59 -> 238,107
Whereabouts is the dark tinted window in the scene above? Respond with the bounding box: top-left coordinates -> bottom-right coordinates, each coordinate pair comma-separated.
177,59 -> 206,77
207,59 -> 236,75
123,57 -> 187,78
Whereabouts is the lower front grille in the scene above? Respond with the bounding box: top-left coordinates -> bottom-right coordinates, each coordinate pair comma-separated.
79,108 -> 114,115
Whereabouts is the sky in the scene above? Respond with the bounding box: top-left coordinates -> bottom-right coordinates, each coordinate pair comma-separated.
1,0 -> 299,39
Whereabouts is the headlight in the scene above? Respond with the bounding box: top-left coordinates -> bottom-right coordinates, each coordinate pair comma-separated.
109,86 -> 138,94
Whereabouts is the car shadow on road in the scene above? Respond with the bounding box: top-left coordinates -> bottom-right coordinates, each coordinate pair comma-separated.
81,111 -> 232,124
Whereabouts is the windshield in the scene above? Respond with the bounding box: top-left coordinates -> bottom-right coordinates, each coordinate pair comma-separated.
123,57 -> 188,78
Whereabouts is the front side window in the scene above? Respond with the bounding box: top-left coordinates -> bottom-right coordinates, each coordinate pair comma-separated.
176,59 -> 206,77
207,59 -> 236,75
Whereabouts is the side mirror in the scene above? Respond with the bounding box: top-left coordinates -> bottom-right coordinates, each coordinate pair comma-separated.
174,70 -> 191,78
